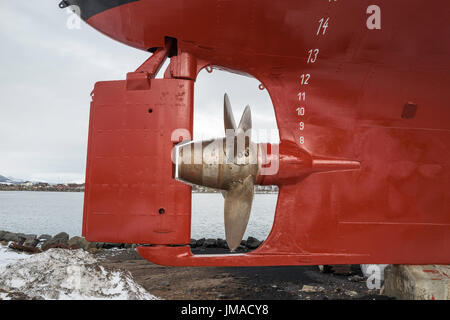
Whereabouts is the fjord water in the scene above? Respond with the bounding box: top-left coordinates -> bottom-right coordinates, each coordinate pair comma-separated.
0,191 -> 277,240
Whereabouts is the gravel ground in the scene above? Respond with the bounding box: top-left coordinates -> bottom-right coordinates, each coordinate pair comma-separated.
96,248 -> 393,300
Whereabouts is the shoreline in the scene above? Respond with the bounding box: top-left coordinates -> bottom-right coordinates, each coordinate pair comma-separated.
0,229 -> 264,253
0,189 -> 279,194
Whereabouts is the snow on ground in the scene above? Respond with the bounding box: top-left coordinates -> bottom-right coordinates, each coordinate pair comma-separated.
0,245 -> 158,300
0,243 -> 32,267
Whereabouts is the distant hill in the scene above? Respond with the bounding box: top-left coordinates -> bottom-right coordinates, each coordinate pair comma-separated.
0,175 -> 25,184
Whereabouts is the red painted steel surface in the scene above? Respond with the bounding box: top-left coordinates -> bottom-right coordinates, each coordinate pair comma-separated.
83,79 -> 193,244
81,0 -> 450,265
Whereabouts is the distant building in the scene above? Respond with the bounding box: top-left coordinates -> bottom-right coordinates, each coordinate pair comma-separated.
35,182 -> 49,188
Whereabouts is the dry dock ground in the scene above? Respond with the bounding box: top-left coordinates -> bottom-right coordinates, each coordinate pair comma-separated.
97,248 -> 392,300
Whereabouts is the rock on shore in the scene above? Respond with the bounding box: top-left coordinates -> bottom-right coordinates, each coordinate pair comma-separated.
190,236 -> 262,251
0,230 -> 130,253
0,231 -> 36,244
1,230 -> 263,255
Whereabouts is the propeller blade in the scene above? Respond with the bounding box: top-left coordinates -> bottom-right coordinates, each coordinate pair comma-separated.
224,175 -> 255,251
224,93 -> 237,162
224,93 -> 237,132
237,105 -> 252,133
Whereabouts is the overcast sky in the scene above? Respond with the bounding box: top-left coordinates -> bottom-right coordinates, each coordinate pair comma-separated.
0,1 -> 278,183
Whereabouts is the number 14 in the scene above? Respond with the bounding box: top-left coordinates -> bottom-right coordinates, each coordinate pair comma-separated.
317,17 -> 329,35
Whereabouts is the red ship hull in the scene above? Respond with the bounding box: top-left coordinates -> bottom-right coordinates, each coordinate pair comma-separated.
72,0 -> 450,266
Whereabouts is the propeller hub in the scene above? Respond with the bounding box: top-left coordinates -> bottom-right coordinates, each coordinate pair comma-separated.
177,139 -> 260,190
